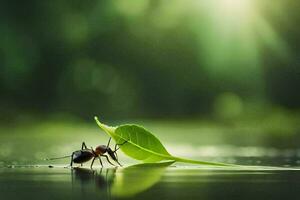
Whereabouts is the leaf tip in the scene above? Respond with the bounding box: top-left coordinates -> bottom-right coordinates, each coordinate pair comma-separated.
94,116 -> 116,134
94,115 -> 104,127
94,116 -> 103,125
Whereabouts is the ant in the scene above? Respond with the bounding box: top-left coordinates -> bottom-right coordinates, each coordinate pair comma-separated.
47,138 -> 127,168
71,138 -> 127,168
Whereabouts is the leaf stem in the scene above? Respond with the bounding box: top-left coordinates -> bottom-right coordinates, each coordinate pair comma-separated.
171,156 -> 239,166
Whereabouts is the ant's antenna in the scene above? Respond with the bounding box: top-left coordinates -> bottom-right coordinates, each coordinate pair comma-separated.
113,140 -> 128,153
44,155 -> 71,161
107,137 -> 112,147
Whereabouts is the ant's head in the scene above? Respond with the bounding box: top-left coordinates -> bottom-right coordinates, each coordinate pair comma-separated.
94,145 -> 107,156
107,148 -> 118,162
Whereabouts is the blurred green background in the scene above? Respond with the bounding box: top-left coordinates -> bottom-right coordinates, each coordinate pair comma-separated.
0,0 -> 300,161
1,3 -> 300,200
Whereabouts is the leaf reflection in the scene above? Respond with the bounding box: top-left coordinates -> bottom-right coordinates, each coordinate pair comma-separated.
71,161 -> 174,198
112,161 -> 174,197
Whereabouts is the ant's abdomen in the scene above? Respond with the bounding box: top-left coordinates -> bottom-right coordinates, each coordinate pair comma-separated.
73,150 -> 94,163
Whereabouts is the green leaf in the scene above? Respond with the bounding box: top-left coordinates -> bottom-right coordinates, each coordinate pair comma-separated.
94,116 -> 235,166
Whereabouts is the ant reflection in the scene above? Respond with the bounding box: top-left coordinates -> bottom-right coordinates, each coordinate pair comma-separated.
71,167 -> 116,199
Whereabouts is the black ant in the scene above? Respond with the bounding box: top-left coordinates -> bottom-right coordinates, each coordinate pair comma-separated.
46,138 -> 127,168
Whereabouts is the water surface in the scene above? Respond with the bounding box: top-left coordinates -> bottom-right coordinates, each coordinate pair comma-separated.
1,164 -> 299,200
1,119 -> 299,199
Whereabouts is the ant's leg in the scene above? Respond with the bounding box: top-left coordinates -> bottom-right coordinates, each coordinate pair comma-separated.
114,151 -> 118,160
113,158 -> 122,167
70,152 -> 75,167
101,155 -> 116,167
90,157 -> 96,169
91,147 -> 97,156
114,140 -> 128,152
98,156 -> 103,168
113,144 -> 119,160
106,137 -> 112,148
81,142 -> 88,150
114,144 -> 118,154
113,140 -> 128,160
80,142 -> 88,167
